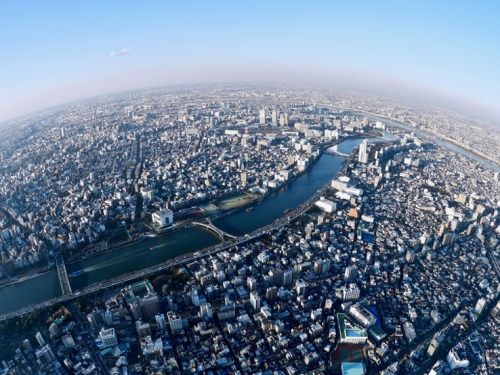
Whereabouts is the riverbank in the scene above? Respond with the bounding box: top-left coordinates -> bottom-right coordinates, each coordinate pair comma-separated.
350,110 -> 500,170
0,266 -> 54,289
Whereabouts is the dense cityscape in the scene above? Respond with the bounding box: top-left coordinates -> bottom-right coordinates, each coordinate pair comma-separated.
1,86 -> 500,375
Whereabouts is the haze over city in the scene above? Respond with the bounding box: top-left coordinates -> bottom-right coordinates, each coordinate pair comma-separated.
1,0 -> 499,124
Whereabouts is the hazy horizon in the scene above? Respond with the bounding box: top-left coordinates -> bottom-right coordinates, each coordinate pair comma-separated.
1,1 -> 499,124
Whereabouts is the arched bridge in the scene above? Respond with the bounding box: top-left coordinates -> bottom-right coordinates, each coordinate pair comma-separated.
192,218 -> 238,241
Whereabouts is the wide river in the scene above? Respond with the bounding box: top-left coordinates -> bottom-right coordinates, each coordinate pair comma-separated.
2,119 -> 494,315
0,138 -> 372,315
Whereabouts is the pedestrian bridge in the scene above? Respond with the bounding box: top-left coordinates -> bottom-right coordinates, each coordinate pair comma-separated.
192,218 -> 238,241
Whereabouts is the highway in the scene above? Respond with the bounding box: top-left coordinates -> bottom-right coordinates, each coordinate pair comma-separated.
0,148 -> 357,322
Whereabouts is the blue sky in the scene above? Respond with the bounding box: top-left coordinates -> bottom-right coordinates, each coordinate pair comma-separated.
1,1 -> 499,123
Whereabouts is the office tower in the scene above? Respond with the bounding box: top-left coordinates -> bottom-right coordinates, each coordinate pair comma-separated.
60,127 -> 65,138
272,110 -> 277,125
270,268 -> 284,286
345,265 -> 358,282
167,311 -> 183,332
99,328 -> 118,347
155,314 -> 166,330
284,113 -> 289,125
141,293 -> 160,318
209,116 -> 216,128
129,301 -> 143,321
135,321 -> 151,338
247,276 -> 257,292
266,286 -> 278,301
283,269 -> 293,286
406,250 -> 416,263
35,345 -> 55,366
36,332 -> 45,347
358,140 -> 368,164
62,335 -> 75,349
250,291 -> 261,310
23,339 -> 33,352
341,283 -> 361,302
200,303 -> 213,318
295,279 -> 308,297
48,322 -> 60,339
259,109 -> 266,124
280,113 -> 285,126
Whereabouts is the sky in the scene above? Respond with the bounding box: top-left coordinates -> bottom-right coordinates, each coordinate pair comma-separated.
0,0 -> 499,124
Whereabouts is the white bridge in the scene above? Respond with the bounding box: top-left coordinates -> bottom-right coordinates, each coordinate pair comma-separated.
192,218 -> 238,241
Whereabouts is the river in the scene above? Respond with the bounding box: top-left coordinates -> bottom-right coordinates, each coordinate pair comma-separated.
0,139 -> 367,314
355,112 -> 500,172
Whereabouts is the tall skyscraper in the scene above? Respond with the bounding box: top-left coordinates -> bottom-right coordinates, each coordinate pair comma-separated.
271,110 -> 277,125
36,332 -> 45,347
259,109 -> 266,124
358,140 -> 369,164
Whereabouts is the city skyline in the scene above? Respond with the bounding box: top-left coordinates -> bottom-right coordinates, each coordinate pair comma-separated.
1,0 -> 499,124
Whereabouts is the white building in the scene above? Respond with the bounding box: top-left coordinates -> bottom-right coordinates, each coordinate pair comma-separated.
62,335 -> 75,349
447,344 -> 469,370
99,328 -> 118,348
475,297 -> 487,314
250,291 -> 261,310
200,303 -> 213,318
315,197 -> 337,213
341,283 -> 361,302
155,314 -> 166,330
349,303 -> 376,328
358,139 -> 369,164
167,311 -> 183,331
152,209 -> 174,227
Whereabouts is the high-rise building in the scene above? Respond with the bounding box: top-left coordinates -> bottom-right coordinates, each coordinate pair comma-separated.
250,291 -> 261,310
190,289 -> 200,307
406,250 -> 416,263
284,113 -> 289,125
341,283 -> 361,301
167,311 -> 183,332
271,110 -> 277,125
358,140 -> 369,164
62,335 -> 75,349
141,293 -> 160,318
200,303 -> 213,318
99,328 -> 118,348
247,276 -> 257,291
35,345 -> 55,367
135,321 -> 151,338
36,332 -> 45,347
155,314 -> 166,330
270,268 -> 284,286
87,313 -> 97,330
23,339 -> 33,352
296,279 -> 308,297
279,114 -> 285,126
129,301 -> 143,321
266,286 -> 278,301
259,109 -> 266,124
49,322 -> 60,339
345,265 -> 358,282
283,269 -> 293,286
